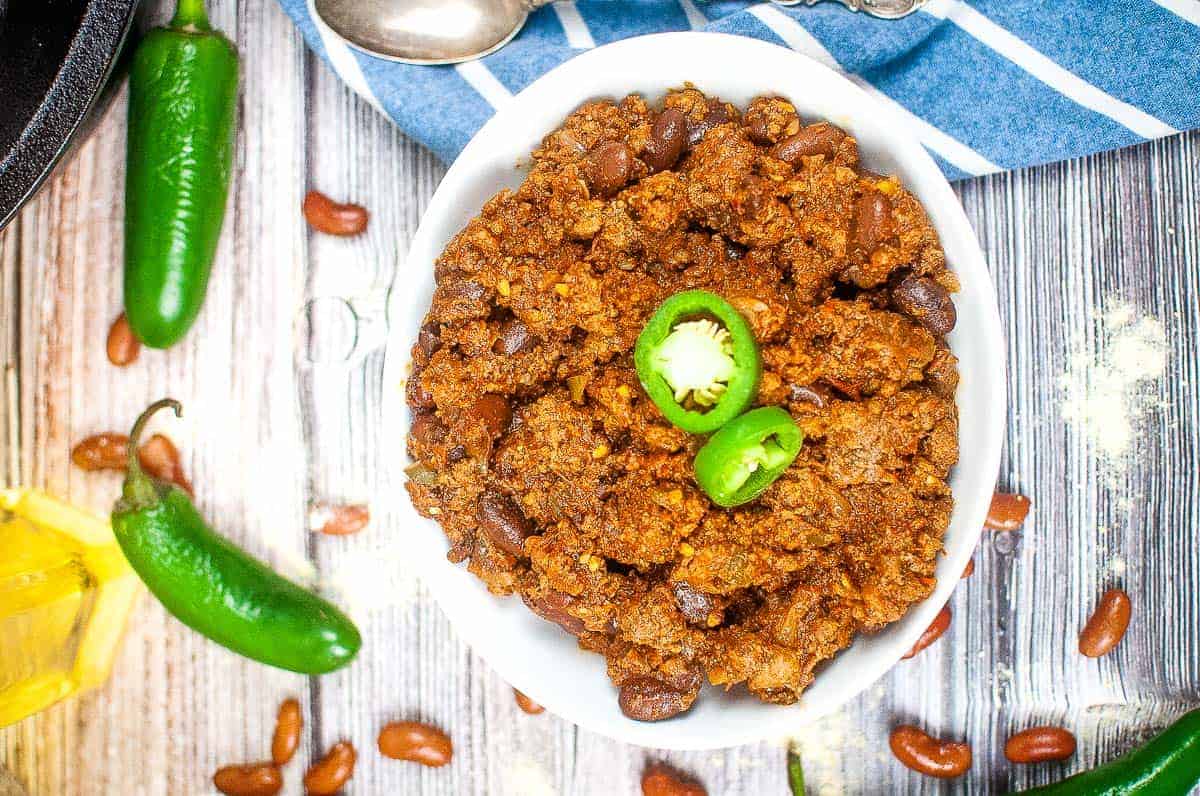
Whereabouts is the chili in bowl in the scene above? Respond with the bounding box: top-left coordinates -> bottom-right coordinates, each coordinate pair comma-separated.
383,32 -> 1005,750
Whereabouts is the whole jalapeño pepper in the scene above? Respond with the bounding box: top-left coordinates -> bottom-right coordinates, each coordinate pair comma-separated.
1019,708 -> 1200,794
111,400 -> 361,674
692,406 -> 802,507
124,0 -> 238,348
634,290 -> 760,434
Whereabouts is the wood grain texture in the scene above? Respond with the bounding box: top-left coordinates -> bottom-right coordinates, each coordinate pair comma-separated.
2,2 -> 1198,791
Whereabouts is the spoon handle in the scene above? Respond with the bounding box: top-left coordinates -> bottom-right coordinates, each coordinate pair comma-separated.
769,0 -> 929,19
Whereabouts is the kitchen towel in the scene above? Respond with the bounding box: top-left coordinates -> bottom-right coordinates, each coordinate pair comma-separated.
277,0 -> 1200,180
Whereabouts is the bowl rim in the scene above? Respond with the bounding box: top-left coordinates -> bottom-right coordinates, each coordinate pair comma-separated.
382,30 -> 1006,749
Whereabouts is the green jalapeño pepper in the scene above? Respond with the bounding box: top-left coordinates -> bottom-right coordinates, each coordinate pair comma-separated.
124,0 -> 238,348
1019,708 -> 1200,794
693,406 -> 802,507
111,399 -> 361,674
634,290 -> 760,434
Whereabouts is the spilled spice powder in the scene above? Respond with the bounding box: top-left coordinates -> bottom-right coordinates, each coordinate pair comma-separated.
1059,301 -> 1168,471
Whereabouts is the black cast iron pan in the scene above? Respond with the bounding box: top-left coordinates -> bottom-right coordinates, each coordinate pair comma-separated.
0,0 -> 140,229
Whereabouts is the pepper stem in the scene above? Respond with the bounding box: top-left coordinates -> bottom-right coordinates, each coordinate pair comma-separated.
122,399 -> 183,510
171,0 -> 212,31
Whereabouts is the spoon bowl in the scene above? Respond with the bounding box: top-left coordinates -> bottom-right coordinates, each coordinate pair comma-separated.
313,0 -> 532,64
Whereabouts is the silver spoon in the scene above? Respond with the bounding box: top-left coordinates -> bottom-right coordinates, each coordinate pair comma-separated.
313,0 -> 928,66
313,0 -> 548,64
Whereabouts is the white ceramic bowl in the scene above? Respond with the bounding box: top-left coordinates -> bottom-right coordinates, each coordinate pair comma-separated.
383,32 -> 1006,750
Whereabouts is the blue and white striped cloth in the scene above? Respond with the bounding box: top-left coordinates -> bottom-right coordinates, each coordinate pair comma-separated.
278,0 -> 1200,180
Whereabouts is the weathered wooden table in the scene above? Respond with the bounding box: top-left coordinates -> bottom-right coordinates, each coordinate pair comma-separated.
2,2 -> 1198,793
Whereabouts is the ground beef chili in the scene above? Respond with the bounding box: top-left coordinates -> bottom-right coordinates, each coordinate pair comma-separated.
405,88 -> 960,721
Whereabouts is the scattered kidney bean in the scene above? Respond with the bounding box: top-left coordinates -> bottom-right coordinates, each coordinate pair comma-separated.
962,558 -> 975,578
106,313 -> 140,367
891,274 -> 957,336
212,763 -> 283,796
492,318 -> 538,355
71,432 -> 130,471
889,725 -> 972,779
303,741 -> 356,796
1005,726 -> 1077,763
641,762 -> 707,796
618,676 -> 694,722
138,433 -> 194,496
377,721 -> 453,767
1079,588 -> 1132,657
852,191 -> 893,254
585,141 -> 632,196
643,108 -> 687,173
903,605 -> 951,659
271,698 -> 302,766
513,688 -> 545,715
312,503 -> 370,536
770,122 -> 845,163
986,492 -> 1032,531
476,491 -> 531,557
302,190 -> 368,236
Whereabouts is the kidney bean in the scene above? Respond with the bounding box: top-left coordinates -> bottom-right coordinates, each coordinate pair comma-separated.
892,275 -> 956,336
302,190 -> 368,236
672,581 -> 717,626
686,100 -> 731,147
924,346 -> 959,398
889,725 -> 972,779
406,373 -> 436,413
138,433 -> 194,496
417,321 -> 442,358
377,721 -> 453,767
303,741 -> 356,796
522,590 -> 586,636
618,676 -> 695,722
106,313 -> 140,367
492,318 -> 538,355
1005,726 -> 1077,763
468,394 -> 512,439
902,605 -> 951,659
585,141 -> 632,196
985,492 -> 1031,531
212,763 -> 283,796
476,491 -> 531,556
311,503 -> 370,536
514,688 -> 545,715
1079,588 -> 1132,657
962,558 -> 975,578
270,698 -> 302,766
641,762 -> 707,796
770,122 -> 845,163
643,108 -> 687,173
71,432 -> 130,471
852,191 -> 893,254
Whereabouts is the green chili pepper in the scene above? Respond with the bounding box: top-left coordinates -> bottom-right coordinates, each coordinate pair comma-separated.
1018,708 -> 1200,794
693,406 -> 801,507
787,748 -> 806,795
124,0 -> 238,348
634,290 -> 760,434
111,399 -> 361,674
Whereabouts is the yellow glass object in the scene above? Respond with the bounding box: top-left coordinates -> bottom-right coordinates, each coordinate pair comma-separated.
0,488 -> 140,727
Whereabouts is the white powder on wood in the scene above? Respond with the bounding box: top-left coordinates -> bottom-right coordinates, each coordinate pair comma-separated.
1060,302 -> 1168,470
500,756 -> 555,796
